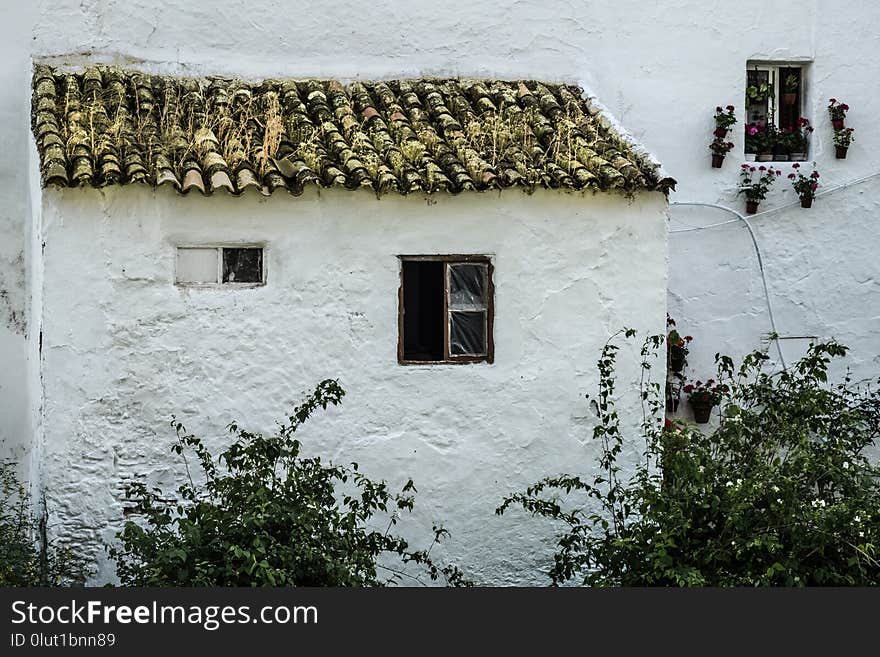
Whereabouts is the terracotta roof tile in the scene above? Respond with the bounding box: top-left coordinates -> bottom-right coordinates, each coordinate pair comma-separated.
31,65 -> 674,197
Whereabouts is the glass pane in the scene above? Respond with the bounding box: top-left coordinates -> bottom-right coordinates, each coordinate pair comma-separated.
223,248 -> 263,283
176,247 -> 218,284
450,311 -> 486,356
449,263 -> 487,310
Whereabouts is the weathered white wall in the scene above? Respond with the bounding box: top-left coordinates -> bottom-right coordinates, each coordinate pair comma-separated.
1,0 -> 878,580
20,0 -> 880,400
40,187 -> 667,584
0,4 -> 38,479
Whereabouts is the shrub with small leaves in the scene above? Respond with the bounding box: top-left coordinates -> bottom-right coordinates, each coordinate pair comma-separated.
0,460 -> 90,586
109,380 -> 469,587
498,331 -> 880,586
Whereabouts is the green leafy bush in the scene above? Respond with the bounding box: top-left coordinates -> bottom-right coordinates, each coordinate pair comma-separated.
498,332 -> 880,586
0,460 -> 90,586
109,380 -> 469,586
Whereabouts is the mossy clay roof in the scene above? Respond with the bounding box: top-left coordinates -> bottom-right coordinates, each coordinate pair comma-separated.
32,65 -> 674,198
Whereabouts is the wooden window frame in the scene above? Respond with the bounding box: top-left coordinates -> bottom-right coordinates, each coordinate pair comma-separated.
397,255 -> 495,366
175,244 -> 267,288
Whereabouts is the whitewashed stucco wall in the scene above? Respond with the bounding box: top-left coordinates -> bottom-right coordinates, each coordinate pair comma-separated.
40,187 -> 667,584
17,0 -> 879,408
1,0 -> 878,580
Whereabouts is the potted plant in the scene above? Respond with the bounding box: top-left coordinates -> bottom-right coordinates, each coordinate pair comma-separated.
667,316 -> 693,374
710,138 -> 735,168
709,105 -> 737,168
788,163 -> 820,208
834,127 -> 855,159
789,118 -> 813,161
828,98 -> 849,130
683,379 -> 728,424
746,81 -> 774,104
782,74 -> 799,106
738,164 -> 781,214
773,127 -> 792,162
744,123 -> 761,160
755,125 -> 776,162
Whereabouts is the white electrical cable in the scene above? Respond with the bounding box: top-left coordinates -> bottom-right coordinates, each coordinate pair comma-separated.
668,169 -> 880,370
670,200 -> 787,368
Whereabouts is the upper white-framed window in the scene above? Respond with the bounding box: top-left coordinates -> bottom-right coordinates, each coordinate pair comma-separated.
745,61 -> 811,160
175,245 -> 265,286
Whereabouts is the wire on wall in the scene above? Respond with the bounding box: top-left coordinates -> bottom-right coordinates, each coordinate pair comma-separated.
668,169 -> 880,370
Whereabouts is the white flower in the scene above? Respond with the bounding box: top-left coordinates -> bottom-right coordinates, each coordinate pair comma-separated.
859,531 -> 865,538
777,498 -> 783,504
843,461 -> 850,469
726,480 -> 734,487
736,478 -> 743,485
854,515 -> 861,523
771,485 -> 780,493
698,465 -> 705,473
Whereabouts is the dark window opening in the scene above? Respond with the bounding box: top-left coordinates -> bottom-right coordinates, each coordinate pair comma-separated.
402,260 -> 445,361
399,256 -> 494,365
223,248 -> 263,283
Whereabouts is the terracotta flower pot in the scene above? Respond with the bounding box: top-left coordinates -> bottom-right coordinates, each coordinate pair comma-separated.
690,398 -> 714,424
746,200 -> 759,215
832,119 -> 845,130
783,93 -> 797,106
711,154 -> 725,168
669,349 -> 686,373
836,145 -> 848,159
800,196 -> 813,208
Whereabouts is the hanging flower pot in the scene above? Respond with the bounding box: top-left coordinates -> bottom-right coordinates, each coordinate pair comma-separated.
690,398 -> 714,424
746,200 -> 759,214
836,145 -> 849,159
683,382 -> 727,425
790,165 -> 820,209
709,106 -> 736,170
783,92 -> 797,106
669,349 -> 686,373
832,119 -> 845,130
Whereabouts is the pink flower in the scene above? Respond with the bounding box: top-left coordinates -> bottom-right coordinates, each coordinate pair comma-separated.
741,163 -> 750,169
788,173 -> 796,179
759,165 -> 767,171
792,163 -> 800,169
748,125 -> 759,135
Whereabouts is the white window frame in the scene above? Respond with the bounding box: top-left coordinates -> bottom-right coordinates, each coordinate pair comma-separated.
746,61 -> 811,158
175,244 -> 266,287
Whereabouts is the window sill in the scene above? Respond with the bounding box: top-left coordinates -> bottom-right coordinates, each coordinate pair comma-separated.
744,156 -> 811,165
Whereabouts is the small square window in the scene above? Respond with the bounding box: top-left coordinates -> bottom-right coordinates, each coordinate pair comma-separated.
398,256 -> 494,364
175,246 -> 264,285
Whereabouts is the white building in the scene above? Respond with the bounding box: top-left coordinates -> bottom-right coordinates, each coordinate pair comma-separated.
1,1 -> 878,584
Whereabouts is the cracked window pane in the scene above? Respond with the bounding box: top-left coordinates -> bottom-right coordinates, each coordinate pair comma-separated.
223,248 -> 263,283
449,264 -> 487,310
450,311 -> 486,356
